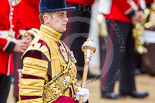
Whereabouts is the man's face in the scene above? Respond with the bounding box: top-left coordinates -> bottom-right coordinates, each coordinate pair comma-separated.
44,10 -> 68,32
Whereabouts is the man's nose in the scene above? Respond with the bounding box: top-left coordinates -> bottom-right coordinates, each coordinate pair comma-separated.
65,16 -> 68,22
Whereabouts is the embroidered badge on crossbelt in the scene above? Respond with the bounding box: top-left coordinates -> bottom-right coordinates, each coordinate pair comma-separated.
69,51 -> 77,63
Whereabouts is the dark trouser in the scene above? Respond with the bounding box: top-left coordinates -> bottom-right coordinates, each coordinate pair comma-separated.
99,35 -> 106,70
0,74 -> 11,103
61,3 -> 91,72
100,20 -> 137,93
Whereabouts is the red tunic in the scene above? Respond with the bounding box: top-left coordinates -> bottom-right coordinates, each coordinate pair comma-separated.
104,0 -> 140,23
104,0 -> 154,23
0,0 -> 19,75
16,0 -> 40,35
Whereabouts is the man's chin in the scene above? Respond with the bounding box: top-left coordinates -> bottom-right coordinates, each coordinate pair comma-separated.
60,29 -> 66,32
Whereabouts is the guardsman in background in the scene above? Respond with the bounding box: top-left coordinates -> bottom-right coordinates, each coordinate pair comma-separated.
18,0 -> 89,102
0,0 -> 31,102
63,0 -> 96,79
100,0 -> 152,99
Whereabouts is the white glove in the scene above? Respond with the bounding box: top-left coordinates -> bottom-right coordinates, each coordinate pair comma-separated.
76,87 -> 89,102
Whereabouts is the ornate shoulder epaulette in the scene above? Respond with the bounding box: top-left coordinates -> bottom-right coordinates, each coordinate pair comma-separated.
22,36 -> 51,61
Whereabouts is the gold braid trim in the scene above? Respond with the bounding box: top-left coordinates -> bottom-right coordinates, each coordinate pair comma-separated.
20,79 -> 44,89
17,98 -> 42,103
40,25 -> 62,42
20,88 -> 43,96
20,79 -> 44,97
22,57 -> 48,79
41,37 -> 64,79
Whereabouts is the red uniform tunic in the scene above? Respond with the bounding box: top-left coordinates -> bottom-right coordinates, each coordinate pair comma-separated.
104,0 -> 154,23
104,0 -> 141,23
0,0 -> 19,75
16,0 -> 40,33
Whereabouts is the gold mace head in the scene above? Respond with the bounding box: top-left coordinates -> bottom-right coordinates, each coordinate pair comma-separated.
81,38 -> 96,63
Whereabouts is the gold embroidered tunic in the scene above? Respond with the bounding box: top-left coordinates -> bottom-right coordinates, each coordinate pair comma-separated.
18,24 -> 77,103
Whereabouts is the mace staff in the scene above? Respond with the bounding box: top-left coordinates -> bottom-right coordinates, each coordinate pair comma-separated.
79,38 -> 96,103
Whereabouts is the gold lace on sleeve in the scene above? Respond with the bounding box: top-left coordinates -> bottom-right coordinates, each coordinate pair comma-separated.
18,57 -> 48,103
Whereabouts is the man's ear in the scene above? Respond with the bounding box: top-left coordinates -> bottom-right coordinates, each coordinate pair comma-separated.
43,14 -> 50,24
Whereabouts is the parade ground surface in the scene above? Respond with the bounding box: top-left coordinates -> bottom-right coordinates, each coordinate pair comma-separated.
7,69 -> 155,103
86,74 -> 155,103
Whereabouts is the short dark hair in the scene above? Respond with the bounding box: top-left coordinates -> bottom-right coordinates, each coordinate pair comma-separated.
39,12 -> 53,24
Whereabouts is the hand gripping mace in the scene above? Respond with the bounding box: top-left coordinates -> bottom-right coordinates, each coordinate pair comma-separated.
79,38 -> 96,103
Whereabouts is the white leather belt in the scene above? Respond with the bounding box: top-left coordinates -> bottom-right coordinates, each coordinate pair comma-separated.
0,31 -> 15,39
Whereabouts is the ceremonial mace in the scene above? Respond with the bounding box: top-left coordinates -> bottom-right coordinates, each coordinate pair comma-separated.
79,38 -> 96,103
